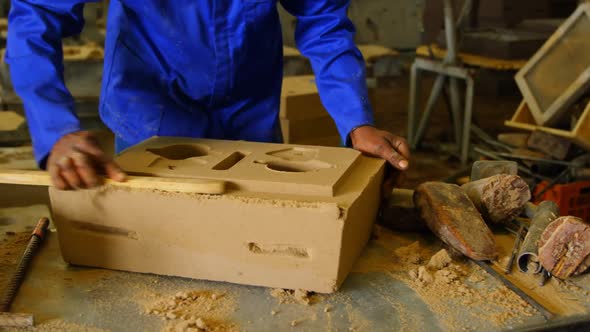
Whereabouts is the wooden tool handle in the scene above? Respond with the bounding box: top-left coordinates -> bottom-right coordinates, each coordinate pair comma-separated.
0,169 -> 226,195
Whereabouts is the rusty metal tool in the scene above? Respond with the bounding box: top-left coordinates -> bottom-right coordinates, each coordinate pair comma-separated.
473,260 -> 554,320
0,217 -> 50,328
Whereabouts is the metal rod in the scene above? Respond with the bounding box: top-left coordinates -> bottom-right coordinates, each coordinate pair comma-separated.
470,125 -> 514,152
412,74 -> 446,149
449,78 -> 462,148
461,76 -> 474,165
0,217 -> 50,312
481,139 -> 514,152
492,152 -> 575,166
456,0 -> 474,29
473,147 -> 551,181
443,0 -> 458,64
473,260 -> 554,320
408,62 -> 420,146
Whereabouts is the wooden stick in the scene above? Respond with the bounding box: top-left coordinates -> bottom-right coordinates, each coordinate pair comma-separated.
0,170 -> 226,195
0,312 -> 34,328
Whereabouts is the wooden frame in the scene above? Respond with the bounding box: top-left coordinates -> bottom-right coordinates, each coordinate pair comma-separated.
515,4 -> 590,126
505,100 -> 590,151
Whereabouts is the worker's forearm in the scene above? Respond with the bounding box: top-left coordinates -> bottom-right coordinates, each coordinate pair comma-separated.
6,0 -> 89,165
6,54 -> 82,166
281,0 -> 376,145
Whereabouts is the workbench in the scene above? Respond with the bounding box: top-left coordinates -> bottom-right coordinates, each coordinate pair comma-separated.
2,199 -> 590,331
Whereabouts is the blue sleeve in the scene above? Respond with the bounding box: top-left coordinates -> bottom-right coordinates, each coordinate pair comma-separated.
6,0 -> 98,166
280,0 -> 375,145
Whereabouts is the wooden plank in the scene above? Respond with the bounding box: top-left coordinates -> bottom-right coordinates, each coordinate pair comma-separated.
0,170 -> 226,195
0,111 -> 25,131
357,44 -> 399,63
505,100 -> 590,150
415,44 -> 527,70
527,130 -> 572,160
283,46 -> 301,57
515,4 -> 590,125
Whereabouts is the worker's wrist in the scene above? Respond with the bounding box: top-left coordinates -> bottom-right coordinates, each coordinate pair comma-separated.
346,124 -> 375,147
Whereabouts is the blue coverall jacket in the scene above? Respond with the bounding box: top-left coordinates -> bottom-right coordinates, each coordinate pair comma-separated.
7,0 -> 375,165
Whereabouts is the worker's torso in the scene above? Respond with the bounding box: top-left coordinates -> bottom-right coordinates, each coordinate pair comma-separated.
101,0 -> 284,144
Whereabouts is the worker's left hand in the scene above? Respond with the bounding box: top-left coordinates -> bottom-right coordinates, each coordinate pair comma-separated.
349,125 -> 410,198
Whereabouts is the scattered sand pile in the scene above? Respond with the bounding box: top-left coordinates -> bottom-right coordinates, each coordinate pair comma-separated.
269,288 -> 319,305
393,241 -> 426,265
143,290 -> 238,332
427,249 -> 452,270
392,240 -> 537,328
355,226 -> 543,330
406,248 -> 471,297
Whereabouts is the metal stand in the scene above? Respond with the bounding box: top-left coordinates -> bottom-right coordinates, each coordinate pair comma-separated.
407,0 -> 476,165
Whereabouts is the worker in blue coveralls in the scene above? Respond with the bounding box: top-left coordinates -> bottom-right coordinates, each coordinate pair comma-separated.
7,0 -> 410,190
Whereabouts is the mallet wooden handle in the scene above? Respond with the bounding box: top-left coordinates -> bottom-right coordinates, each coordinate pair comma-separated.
0,169 -> 226,195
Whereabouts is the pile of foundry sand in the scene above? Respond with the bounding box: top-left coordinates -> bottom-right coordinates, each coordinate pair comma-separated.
143,290 -> 238,332
269,288 -> 331,328
392,240 -> 537,328
269,288 -> 318,306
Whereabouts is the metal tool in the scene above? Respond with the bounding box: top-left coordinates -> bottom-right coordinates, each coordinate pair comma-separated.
0,217 -> 50,328
517,202 -> 559,274
473,260 -> 554,320
504,223 -> 526,274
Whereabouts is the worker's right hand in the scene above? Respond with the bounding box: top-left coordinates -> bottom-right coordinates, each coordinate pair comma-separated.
47,131 -> 127,190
